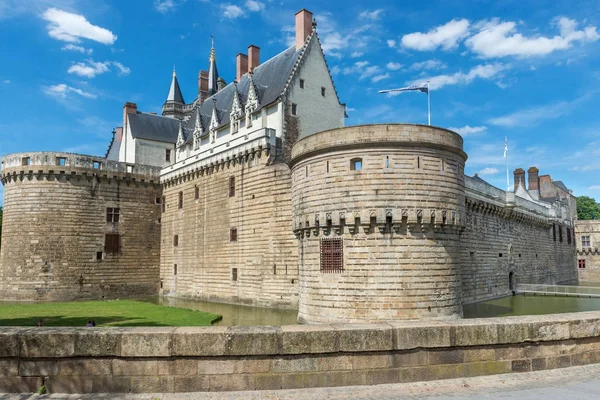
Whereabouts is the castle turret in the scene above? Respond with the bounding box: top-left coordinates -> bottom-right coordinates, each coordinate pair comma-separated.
207,37 -> 219,96
162,68 -> 185,119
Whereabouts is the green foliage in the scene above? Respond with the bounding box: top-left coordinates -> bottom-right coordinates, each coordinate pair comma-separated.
0,300 -> 221,327
38,385 -> 47,395
577,196 -> 600,220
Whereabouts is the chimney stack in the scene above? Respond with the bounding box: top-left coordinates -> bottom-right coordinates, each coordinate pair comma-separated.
115,127 -> 123,142
527,166 -> 540,191
513,168 -> 525,192
236,53 -> 248,82
295,9 -> 313,51
217,77 -> 226,92
198,70 -> 209,103
123,102 -> 137,127
248,45 -> 260,73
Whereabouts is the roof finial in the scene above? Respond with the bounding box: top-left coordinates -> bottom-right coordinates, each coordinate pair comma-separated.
210,35 -> 216,62
173,64 -> 176,78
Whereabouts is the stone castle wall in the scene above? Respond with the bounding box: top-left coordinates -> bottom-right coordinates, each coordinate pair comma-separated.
575,220 -> 600,282
0,152 -> 162,301
291,124 -> 468,323
160,147 -> 299,308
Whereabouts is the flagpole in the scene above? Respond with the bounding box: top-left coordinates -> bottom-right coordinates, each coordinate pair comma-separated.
505,137 -> 509,192
427,81 -> 431,126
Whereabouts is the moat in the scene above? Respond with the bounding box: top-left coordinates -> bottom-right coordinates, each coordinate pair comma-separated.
147,284 -> 600,325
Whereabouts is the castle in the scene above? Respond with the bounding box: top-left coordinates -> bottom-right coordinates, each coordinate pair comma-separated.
0,10 -> 578,324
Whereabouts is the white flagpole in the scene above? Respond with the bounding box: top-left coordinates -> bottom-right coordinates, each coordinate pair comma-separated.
427,81 -> 431,126
505,137 -> 509,191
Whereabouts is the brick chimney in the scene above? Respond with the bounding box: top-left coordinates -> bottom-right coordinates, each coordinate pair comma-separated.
115,127 -> 123,142
123,102 -> 137,127
513,168 -> 525,192
236,53 -> 248,82
248,45 -> 260,73
527,166 -> 540,191
295,9 -> 313,51
198,70 -> 209,103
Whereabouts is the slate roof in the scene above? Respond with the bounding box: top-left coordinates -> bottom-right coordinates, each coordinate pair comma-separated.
553,180 -> 569,192
129,112 -> 181,143
166,72 -> 185,104
181,45 -> 303,143
105,137 -> 121,161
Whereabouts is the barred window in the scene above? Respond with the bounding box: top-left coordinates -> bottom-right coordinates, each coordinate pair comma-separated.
106,207 -> 120,223
582,235 -> 591,247
104,234 -> 121,255
320,238 -> 343,273
579,259 -> 586,269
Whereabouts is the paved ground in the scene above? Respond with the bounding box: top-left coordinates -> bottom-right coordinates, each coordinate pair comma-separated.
2,364 -> 600,399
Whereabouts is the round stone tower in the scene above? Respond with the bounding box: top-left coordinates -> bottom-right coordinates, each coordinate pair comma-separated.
290,124 -> 467,323
0,152 -> 162,301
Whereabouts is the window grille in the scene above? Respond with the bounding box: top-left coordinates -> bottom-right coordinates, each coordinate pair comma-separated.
106,207 -> 120,223
320,238 -> 343,273
104,234 -> 121,255
579,259 -> 586,269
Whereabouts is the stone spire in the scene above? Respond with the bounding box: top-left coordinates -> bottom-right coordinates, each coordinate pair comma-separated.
207,36 -> 219,96
162,67 -> 186,119
176,120 -> 185,147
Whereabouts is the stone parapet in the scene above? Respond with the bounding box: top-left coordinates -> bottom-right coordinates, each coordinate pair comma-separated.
1,312 -> 600,393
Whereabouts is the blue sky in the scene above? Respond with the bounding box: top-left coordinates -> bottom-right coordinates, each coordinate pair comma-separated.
1,0 -> 599,205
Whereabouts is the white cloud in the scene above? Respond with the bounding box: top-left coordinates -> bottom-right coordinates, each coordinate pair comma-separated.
41,8 -> 116,44
43,83 -> 97,99
2,79 -> 10,84
448,125 -> 487,136
488,98 -> 581,127
372,73 -> 390,83
245,0 -> 264,11
342,61 -> 383,80
221,4 -> 245,19
466,17 -> 600,58
359,9 -> 384,20
154,0 -> 175,13
419,63 -> 505,90
350,51 -> 364,58
67,60 -> 130,78
61,43 -> 93,54
478,167 -> 500,175
409,59 -> 447,70
387,39 -> 396,48
330,65 -> 341,75
402,19 -> 470,51
589,185 -> 600,190
386,62 -> 402,71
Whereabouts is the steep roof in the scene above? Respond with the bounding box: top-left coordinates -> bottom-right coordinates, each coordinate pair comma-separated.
129,112 -> 181,143
166,71 -> 185,104
105,138 -> 121,160
182,45 -> 302,143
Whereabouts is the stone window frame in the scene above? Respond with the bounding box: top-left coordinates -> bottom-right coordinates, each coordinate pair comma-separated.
21,157 -> 30,166
320,237 -> 344,273
178,191 -> 183,209
173,234 -> 179,247
582,235 -> 591,248
166,149 -> 171,162
291,103 -> 298,116
106,207 -> 120,223
578,259 -> 586,269
104,233 -> 121,255
195,185 -> 200,200
229,176 -> 235,197
350,158 -> 363,171
230,227 -> 238,242
56,157 -> 67,166
174,264 -> 178,275
232,267 -> 238,281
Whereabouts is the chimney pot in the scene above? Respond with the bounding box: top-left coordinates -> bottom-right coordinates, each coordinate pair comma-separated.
527,166 -> 540,191
513,168 -> 525,192
236,53 -> 248,82
123,102 -> 137,128
248,45 -> 260,73
295,9 -> 313,51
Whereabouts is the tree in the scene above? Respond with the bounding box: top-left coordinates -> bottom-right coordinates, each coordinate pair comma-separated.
577,196 -> 600,220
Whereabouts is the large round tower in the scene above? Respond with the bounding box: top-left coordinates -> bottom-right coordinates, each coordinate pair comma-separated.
0,152 -> 162,301
290,124 -> 467,323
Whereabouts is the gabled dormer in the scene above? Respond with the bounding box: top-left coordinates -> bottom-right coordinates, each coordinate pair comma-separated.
230,82 -> 243,134
209,98 -> 220,143
192,110 -> 204,149
245,72 -> 259,128
176,120 -> 185,148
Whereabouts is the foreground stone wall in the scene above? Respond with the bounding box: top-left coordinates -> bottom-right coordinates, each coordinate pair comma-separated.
160,148 -> 299,308
0,152 -> 162,301
1,312 -> 600,393
575,220 -> 600,282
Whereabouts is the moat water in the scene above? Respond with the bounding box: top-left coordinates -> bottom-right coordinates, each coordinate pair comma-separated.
147,283 -> 600,325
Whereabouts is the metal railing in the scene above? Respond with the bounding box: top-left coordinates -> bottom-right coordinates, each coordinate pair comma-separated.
516,284 -> 600,298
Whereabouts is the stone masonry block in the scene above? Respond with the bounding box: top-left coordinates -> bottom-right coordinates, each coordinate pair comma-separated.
74,328 -> 122,357
280,324 -> 338,354
0,359 -> 19,376
226,326 -> 281,356
332,323 -> 392,352
208,374 -> 255,391
112,359 -> 158,376
0,328 -> 25,357
58,359 -> 112,376
0,377 -> 41,393
172,327 -> 228,356
390,322 -> 452,350
157,359 -> 197,376
461,360 -> 511,377
511,359 -> 531,372
451,322 -> 498,347
45,376 -> 93,394
497,322 -> 533,344
120,327 -> 174,357
569,317 -> 600,339
391,350 -> 428,367
316,355 -> 353,371
91,376 -> 131,393
19,360 -> 59,376
173,376 -> 210,392
197,359 -> 235,375
272,356 -> 317,373
20,329 -> 76,358
531,322 -> 570,342
130,376 -> 174,393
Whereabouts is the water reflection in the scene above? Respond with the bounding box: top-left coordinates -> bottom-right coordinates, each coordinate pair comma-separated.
464,293 -> 600,318
149,297 -> 299,326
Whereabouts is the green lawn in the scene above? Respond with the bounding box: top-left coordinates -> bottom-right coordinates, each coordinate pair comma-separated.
0,300 -> 222,327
